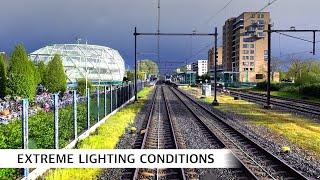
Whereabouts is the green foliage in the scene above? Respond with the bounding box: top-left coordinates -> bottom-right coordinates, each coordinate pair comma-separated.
287,60 -> 320,85
279,85 -> 299,93
198,73 -> 210,83
300,83 -> 320,97
76,78 -> 92,96
0,55 -> 6,98
126,70 -> 145,81
31,61 -> 41,86
279,71 -> 287,81
45,87 -> 152,180
43,54 -> 67,93
255,81 -> 293,91
37,61 -> 46,84
0,102 -> 90,179
179,66 -> 187,73
138,59 -> 159,76
7,44 -> 37,99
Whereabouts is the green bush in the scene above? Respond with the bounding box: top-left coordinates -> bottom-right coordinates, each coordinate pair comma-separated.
43,54 -> 67,93
300,83 -> 320,97
0,101 -> 93,179
256,81 -> 293,91
76,78 -> 92,96
7,44 -> 38,99
279,85 -> 299,93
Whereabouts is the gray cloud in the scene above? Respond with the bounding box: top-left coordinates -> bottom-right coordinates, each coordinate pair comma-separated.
0,0 -> 319,70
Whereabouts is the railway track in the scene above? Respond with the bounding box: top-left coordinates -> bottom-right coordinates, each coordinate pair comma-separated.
225,89 -> 320,116
170,86 -> 309,180
122,86 -> 187,180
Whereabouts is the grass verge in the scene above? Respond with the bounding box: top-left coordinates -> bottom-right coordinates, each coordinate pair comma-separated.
44,87 -> 153,180
182,87 -> 320,157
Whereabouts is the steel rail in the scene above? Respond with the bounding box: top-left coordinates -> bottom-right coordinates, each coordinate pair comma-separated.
172,86 -> 309,180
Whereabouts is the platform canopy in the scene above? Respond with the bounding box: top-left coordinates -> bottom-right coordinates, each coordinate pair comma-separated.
30,44 -> 125,85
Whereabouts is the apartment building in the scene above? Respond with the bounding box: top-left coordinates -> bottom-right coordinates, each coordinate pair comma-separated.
192,60 -> 208,76
222,12 -> 270,83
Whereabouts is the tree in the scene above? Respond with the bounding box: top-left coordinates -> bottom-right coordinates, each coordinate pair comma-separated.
76,78 -> 92,95
37,61 -> 46,84
126,70 -> 145,81
287,59 -> 320,85
138,60 -> 159,76
0,55 -> 6,98
198,73 -> 210,83
43,54 -> 67,93
30,61 -> 41,86
7,44 -> 37,99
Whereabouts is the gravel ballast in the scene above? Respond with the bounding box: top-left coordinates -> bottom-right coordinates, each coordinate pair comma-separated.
182,87 -> 320,178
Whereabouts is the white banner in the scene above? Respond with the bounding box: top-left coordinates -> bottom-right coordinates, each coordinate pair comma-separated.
0,149 -> 240,168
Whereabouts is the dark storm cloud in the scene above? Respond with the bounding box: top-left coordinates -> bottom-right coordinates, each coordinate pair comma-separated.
0,0 -> 319,69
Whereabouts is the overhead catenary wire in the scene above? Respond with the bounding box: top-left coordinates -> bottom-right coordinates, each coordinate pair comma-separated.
275,32 -> 313,43
203,0 -> 235,25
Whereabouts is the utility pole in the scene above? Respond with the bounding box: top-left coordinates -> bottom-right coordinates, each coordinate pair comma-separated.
212,27 -> 219,106
264,24 -> 272,109
134,27 -> 138,101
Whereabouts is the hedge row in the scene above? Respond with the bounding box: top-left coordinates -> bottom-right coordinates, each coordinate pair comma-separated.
300,83 -> 320,97
255,81 -> 293,91
256,81 -> 320,97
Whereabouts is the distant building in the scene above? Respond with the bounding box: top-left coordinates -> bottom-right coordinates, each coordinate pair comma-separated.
176,68 -> 181,73
208,47 -> 223,76
186,64 -> 192,71
222,12 -> 270,83
192,60 -> 208,76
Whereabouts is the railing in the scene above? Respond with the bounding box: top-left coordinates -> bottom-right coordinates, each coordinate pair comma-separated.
1,81 -> 147,179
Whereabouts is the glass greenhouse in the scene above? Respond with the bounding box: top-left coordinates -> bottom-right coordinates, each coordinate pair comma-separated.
30,44 -> 125,86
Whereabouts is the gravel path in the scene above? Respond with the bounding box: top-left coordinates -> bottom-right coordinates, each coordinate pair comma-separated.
182,87 -> 320,179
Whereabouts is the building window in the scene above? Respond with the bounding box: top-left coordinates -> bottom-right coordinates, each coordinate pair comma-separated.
250,62 -> 255,66
256,74 -> 264,79
258,13 -> 264,18
257,26 -> 264,30
243,44 -> 249,48
250,68 -> 254,71
243,50 -> 249,54
250,44 -> 255,48
251,13 -> 255,18
257,20 -> 265,25
250,50 -> 254,54
264,50 -> 268,55
242,56 -> 250,60
243,62 -> 249,66
250,56 -> 254,60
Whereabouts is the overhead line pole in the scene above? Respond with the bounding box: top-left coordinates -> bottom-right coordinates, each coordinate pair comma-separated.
134,27 -> 138,101
264,27 -> 320,109
134,28 -> 218,104
212,27 -> 219,106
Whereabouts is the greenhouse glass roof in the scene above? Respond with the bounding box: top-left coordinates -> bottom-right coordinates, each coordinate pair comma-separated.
30,44 -> 125,85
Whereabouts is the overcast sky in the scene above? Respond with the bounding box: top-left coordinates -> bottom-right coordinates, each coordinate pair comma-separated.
0,0 -> 319,71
